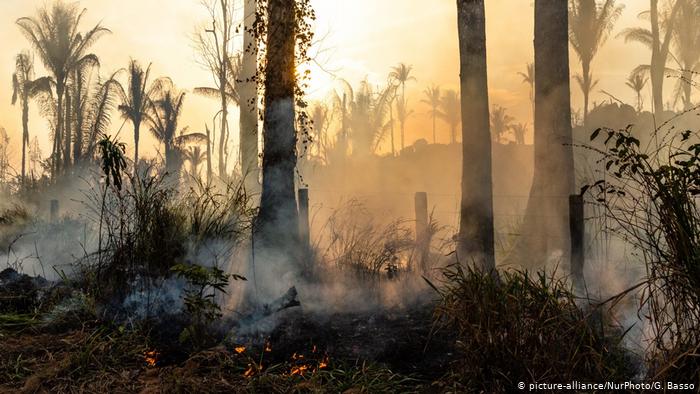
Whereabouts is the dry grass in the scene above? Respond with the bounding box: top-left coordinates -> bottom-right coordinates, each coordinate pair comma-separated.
429,264 -> 635,392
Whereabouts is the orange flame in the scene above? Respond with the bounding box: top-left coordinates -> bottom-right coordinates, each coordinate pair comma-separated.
290,364 -> 309,376
264,340 -> 272,352
243,364 -> 255,378
144,350 -> 158,367
235,346 -> 246,354
318,355 -> 329,370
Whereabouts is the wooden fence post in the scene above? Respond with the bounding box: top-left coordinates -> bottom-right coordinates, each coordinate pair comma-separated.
415,192 -> 429,271
569,194 -> 584,289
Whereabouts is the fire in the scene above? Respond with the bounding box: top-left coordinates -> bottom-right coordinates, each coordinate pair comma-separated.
243,364 -> 255,378
264,340 -> 272,352
318,355 -> 329,370
290,364 -> 309,376
234,346 -> 246,354
144,350 -> 158,367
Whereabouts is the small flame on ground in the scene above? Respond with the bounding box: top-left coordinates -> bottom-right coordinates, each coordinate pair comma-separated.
318,355 -> 329,370
264,339 -> 272,352
243,364 -> 255,378
144,350 -> 158,367
290,364 -> 309,376
235,346 -> 246,354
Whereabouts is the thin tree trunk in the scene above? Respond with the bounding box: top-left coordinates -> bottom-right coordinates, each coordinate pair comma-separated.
508,0 -> 574,267
64,91 -> 72,173
54,84 -> 65,178
21,99 -> 28,183
582,60 -> 590,126
389,103 -> 395,155
206,124 -> 213,183
456,0 -> 495,271
240,0 -> 260,192
134,121 -> 140,173
432,110 -> 436,144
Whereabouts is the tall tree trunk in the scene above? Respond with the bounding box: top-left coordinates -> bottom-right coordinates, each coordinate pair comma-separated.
63,91 -> 72,173
456,0 -> 495,271
218,0 -> 231,180
240,0 -> 260,192
53,84 -> 65,178
389,103 -> 395,155
206,124 -> 213,183
21,99 -> 28,182
508,0 -> 574,267
432,110 -> 436,144
134,121 -> 140,173
582,59 -> 590,126
74,100 -> 83,166
255,0 -> 299,264
649,0 -> 680,120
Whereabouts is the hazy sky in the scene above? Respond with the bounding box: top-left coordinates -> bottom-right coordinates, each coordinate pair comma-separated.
0,0 -> 652,169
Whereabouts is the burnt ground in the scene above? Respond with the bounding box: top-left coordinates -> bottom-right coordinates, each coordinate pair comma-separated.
0,303 -> 454,393
259,306 -> 453,379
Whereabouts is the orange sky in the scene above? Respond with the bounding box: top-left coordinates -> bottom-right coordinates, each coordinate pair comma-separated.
0,0 -> 656,171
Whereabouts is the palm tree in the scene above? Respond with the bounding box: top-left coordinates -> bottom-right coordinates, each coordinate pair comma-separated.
620,0 -> 682,119
669,0 -> 700,110
389,63 -> 415,150
346,80 -> 391,156
421,85 -> 442,144
439,90 -> 461,144
147,79 -> 206,174
17,1 -> 109,177
12,52 -> 52,182
183,145 -> 207,177
456,0 -> 495,270
569,0 -> 624,126
626,72 -> 649,112
116,60 -> 153,173
489,104 -> 514,143
518,62 -> 535,123
511,122 -> 528,145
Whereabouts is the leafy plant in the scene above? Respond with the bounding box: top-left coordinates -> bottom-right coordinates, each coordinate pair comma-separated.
584,122 -> 700,381
171,263 -> 244,349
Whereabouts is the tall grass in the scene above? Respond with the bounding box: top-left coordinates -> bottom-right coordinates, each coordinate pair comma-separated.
431,265 -> 634,392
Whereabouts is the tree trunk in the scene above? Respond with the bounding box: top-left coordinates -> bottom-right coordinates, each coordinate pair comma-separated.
255,0 -> 300,269
74,100 -> 83,166
389,103 -> 395,155
21,99 -> 28,183
508,0 -> 574,267
456,0 -> 495,271
206,124 -> 213,183
53,84 -> 65,178
218,0 -> 230,180
63,91 -> 72,173
240,0 -> 260,192
582,60 -> 590,126
134,121 -> 140,173
432,111 -> 436,144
